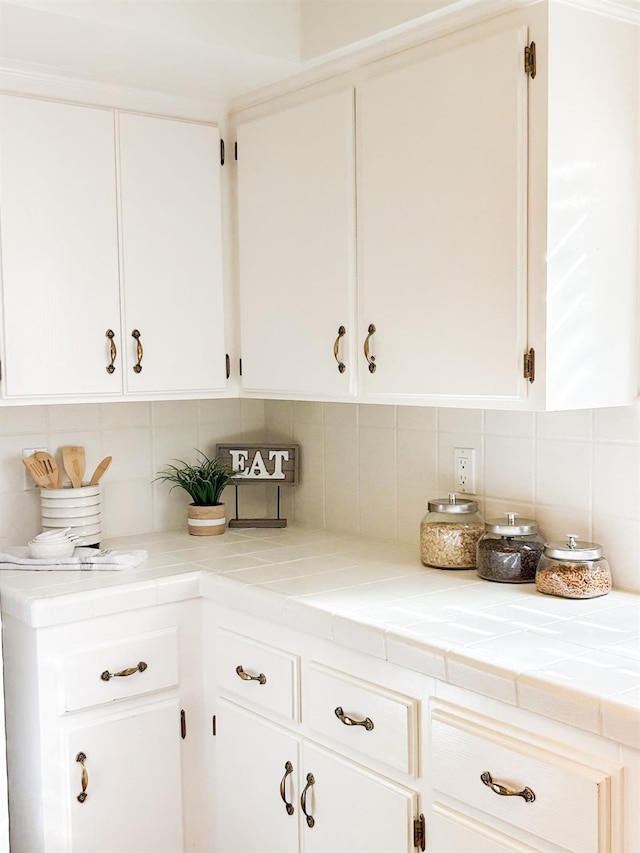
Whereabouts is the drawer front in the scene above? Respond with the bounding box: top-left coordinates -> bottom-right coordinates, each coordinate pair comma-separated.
62,627 -> 179,712
216,629 -> 299,721
431,706 -> 619,853
303,662 -> 419,776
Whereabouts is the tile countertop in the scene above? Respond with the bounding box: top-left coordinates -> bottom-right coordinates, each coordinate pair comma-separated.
0,525 -> 638,749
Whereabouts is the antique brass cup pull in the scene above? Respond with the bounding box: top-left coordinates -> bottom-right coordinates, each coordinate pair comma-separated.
235,665 -> 266,685
480,771 -> 535,803
131,329 -> 144,373
100,661 -> 148,681
333,326 -> 346,374
363,323 -> 377,373
105,329 -> 117,374
300,773 -> 315,828
279,761 -> 295,815
76,752 -> 89,803
335,706 -> 374,731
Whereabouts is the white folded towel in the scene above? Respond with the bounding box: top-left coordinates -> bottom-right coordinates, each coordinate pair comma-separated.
0,547 -> 148,570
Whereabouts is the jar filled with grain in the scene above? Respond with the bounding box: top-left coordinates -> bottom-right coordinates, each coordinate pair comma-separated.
535,534 -> 612,599
420,493 -> 484,569
477,513 -> 544,583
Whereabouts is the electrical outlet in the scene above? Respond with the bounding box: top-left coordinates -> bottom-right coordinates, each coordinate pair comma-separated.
454,447 -> 476,494
22,447 -> 48,490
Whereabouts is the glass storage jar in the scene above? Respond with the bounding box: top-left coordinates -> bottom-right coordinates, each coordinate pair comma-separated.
476,513 -> 544,583
535,534 -> 612,599
420,493 -> 484,569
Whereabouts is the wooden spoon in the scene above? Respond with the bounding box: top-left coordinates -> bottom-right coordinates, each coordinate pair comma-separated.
89,456 -> 112,485
62,445 -> 86,488
22,452 -> 60,489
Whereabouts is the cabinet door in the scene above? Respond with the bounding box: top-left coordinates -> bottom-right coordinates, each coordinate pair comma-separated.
358,25 -> 529,404
63,699 -> 183,853
428,803 -> 542,852
302,741 -> 419,853
237,88 -> 357,399
117,113 -> 227,394
0,95 -> 121,398
215,699 -> 299,853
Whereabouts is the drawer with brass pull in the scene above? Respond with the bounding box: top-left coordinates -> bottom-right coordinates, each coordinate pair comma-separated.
303,662 -> 420,776
216,628 -> 300,721
61,627 -> 179,713
430,702 -> 623,853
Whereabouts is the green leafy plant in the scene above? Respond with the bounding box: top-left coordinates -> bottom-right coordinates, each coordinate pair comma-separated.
155,450 -> 236,506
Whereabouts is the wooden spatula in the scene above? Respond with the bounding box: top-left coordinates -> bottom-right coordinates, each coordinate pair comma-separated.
22,452 -> 60,489
62,445 -> 86,488
89,456 -> 112,485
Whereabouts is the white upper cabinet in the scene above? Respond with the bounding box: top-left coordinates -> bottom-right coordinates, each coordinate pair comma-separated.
0,98 -> 227,403
236,88 -> 357,399
358,25 -> 529,406
0,95 -> 121,399
117,113 -> 227,395
232,0 -> 639,411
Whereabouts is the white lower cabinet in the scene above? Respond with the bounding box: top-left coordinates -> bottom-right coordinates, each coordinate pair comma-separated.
216,698 -> 420,853
427,699 -> 625,853
63,699 -> 183,853
2,601 -> 204,853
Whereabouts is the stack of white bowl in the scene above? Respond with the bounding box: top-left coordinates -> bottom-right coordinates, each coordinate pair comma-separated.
40,485 -> 101,546
27,529 -> 80,560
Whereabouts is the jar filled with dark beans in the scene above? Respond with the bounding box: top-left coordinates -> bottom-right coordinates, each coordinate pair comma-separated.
476,513 -> 544,583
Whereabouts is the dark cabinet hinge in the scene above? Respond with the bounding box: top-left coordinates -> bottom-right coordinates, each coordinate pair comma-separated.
234,141 -> 238,161
225,353 -> 231,380
220,138 -> 225,166
523,347 -> 535,383
524,41 -> 536,78
180,709 -> 187,739
212,715 -> 217,736
239,358 -> 243,377
413,814 -> 426,851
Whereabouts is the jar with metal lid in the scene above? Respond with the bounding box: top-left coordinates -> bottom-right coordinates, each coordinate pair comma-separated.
420,493 -> 484,569
535,534 -> 612,599
476,512 -> 544,583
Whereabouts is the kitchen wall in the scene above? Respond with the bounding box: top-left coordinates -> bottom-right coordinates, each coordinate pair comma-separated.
1,397 -> 639,595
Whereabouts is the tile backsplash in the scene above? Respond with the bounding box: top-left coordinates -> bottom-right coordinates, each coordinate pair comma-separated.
1,398 -> 639,594
263,400 -> 640,595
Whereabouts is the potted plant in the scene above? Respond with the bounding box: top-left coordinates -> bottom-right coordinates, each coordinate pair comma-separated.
155,450 -> 236,536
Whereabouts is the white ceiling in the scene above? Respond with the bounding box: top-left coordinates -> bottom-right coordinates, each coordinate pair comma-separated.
0,0 -> 303,100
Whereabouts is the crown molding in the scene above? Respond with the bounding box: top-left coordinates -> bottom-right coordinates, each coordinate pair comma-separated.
0,60 -> 225,122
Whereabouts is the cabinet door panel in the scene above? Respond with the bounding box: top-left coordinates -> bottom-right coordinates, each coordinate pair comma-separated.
118,113 -> 226,394
302,741 -> 418,853
359,26 -> 529,403
237,88 -> 356,398
0,95 -> 121,398
216,699 -> 299,853
64,699 -> 183,853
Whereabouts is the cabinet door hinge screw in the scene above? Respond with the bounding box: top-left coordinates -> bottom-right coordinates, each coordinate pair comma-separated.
523,347 -> 535,383
524,41 -> 536,78
413,814 -> 426,851
180,709 -> 187,739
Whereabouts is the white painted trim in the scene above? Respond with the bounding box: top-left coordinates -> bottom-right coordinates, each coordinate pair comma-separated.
230,0 -> 639,114
0,60 -> 226,122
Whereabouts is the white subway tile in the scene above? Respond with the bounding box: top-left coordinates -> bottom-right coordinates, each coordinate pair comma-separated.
594,402 -> 640,443
593,443 -> 640,519
358,426 -> 396,540
48,404 -> 100,432
485,410 -> 534,437
397,406 -> 437,432
536,410 -> 593,440
535,439 -> 591,510
99,402 -> 151,430
438,408 -> 483,433
151,400 -> 198,428
485,435 -> 534,502
358,404 -> 396,428
0,406 -> 48,436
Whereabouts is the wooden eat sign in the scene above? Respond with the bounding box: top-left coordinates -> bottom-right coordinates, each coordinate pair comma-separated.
215,444 -> 299,528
